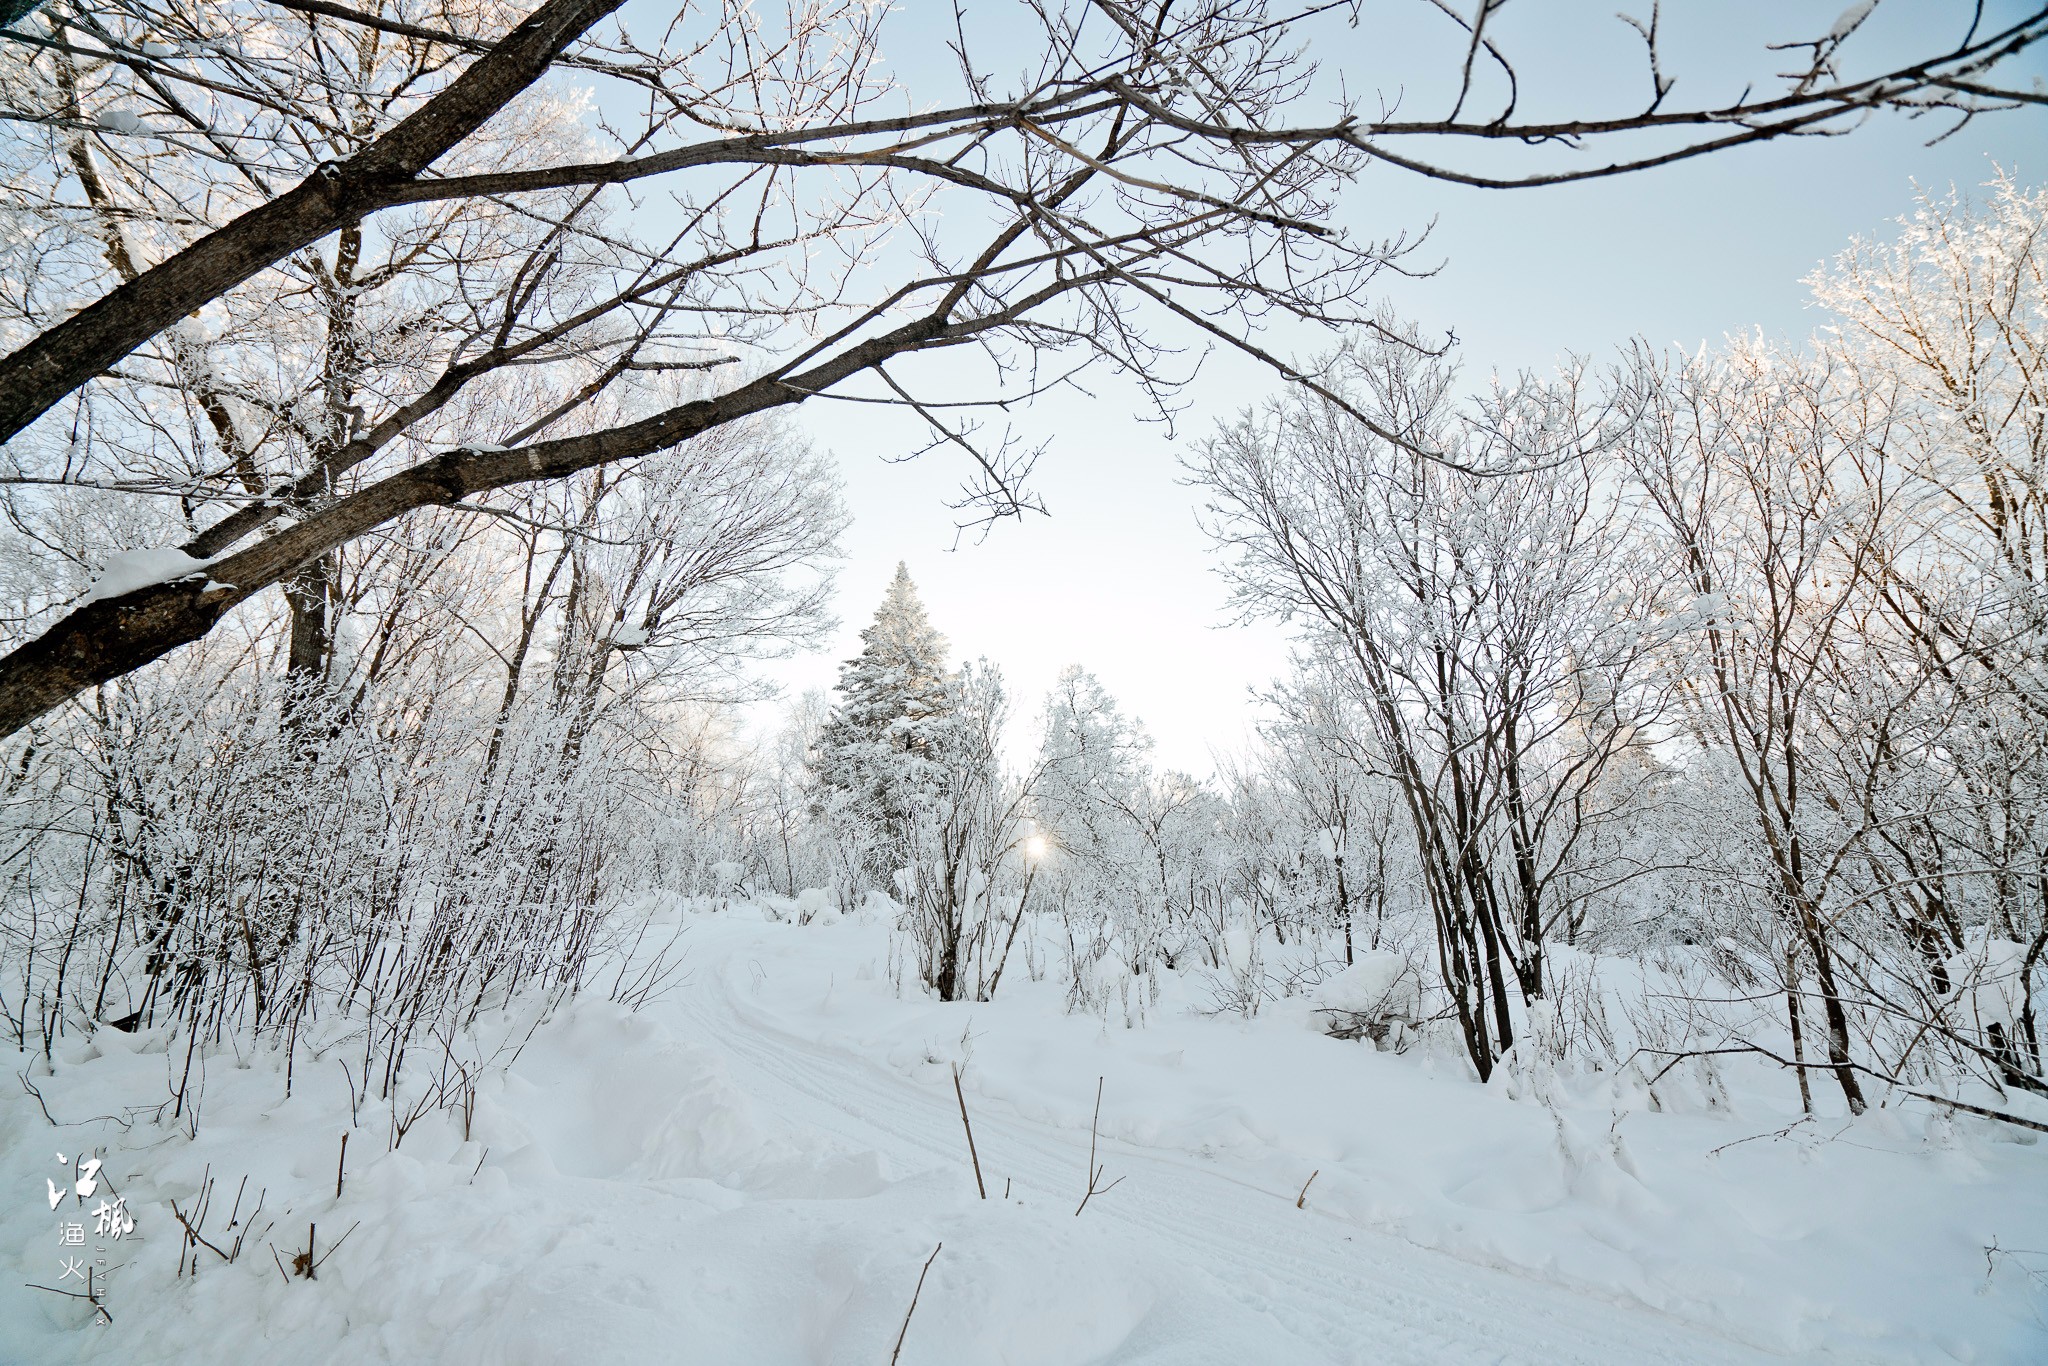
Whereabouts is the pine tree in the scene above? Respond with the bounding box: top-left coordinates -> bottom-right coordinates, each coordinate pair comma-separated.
811,564 -> 955,877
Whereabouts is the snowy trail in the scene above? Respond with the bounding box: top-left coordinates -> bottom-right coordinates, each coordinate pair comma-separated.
660,932 -> 1782,1366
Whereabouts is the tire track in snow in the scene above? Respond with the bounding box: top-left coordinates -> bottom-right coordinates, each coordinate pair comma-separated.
659,937 -> 1785,1366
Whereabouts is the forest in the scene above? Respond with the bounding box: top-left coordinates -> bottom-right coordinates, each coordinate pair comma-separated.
1,1 -> 2044,1361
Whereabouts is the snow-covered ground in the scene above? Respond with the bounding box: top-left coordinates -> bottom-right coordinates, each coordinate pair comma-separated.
4,902 -> 2045,1363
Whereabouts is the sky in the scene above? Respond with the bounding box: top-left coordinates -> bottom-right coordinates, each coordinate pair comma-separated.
741,1 -> 2048,774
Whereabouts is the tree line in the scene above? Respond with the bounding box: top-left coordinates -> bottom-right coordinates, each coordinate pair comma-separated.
2,0 -> 2043,1127
803,183 -> 2047,1126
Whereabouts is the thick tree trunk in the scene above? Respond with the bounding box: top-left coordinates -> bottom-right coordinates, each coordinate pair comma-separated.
283,556 -> 335,689
280,554 -> 335,750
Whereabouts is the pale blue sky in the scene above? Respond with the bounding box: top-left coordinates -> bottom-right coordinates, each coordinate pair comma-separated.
731,1 -> 2048,771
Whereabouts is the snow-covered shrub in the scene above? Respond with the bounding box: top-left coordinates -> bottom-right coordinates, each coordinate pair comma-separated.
0,400 -> 842,1128
1312,951 -> 1422,1050
795,888 -> 836,925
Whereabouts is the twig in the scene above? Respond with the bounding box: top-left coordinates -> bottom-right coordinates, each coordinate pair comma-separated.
950,1064 -> 986,1200
889,1242 -> 943,1366
229,1186 -> 269,1265
168,1197 -> 233,1264
312,1220 -> 359,1273
24,1281 -> 112,1323
1074,1076 -> 1125,1217
1706,1116 -> 1818,1158
1627,1043 -> 2048,1135
18,1070 -> 57,1125
1907,1088 -> 2048,1135
335,1132 -> 348,1201
1984,1238 -> 2048,1289
469,1145 -> 490,1183
226,1175 -> 248,1232
1295,1169 -> 1319,1209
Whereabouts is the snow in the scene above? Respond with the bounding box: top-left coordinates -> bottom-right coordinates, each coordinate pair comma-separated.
78,548 -> 213,606
1310,952 -> 1420,1037
1949,937 -> 2031,1034
3,904 -> 2043,1363
1828,1 -> 1878,41
797,887 -> 836,924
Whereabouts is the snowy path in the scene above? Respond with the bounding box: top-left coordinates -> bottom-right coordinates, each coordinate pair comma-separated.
660,932 -> 1781,1365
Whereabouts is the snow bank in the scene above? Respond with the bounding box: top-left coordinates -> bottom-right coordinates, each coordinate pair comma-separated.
1309,952 -> 1420,1049
796,887 -> 837,925
1,995 -> 1283,1364
5,909 -> 2043,1364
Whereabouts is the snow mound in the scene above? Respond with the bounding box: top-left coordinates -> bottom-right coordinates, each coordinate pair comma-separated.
1312,951 -> 1420,1047
796,886 -> 837,924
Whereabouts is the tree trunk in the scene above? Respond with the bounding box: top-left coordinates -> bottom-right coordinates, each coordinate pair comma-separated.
1334,852 -> 1353,966
283,555 -> 335,695
1799,912 -> 1867,1114
1785,945 -> 1814,1116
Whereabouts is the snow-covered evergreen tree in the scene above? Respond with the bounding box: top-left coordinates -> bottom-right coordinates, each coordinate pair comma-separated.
811,564 -> 955,878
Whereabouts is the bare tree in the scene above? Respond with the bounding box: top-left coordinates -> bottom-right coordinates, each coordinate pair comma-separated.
1615,339 -> 1909,1114
1194,331 -> 1670,1078
1806,177 -> 2048,1092
2,0 -> 2044,736
1259,655 -> 1403,963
